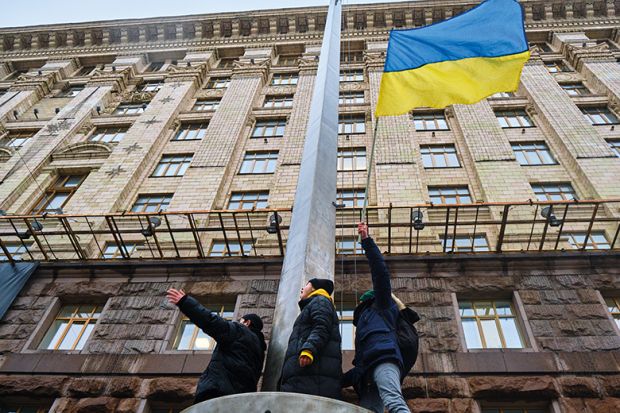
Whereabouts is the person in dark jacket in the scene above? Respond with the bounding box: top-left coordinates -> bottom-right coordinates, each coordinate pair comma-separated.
280,278 -> 342,399
166,288 -> 266,403
342,222 -> 410,413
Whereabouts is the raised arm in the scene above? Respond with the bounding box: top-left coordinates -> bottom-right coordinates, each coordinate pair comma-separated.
358,222 -> 392,309
167,288 -> 233,344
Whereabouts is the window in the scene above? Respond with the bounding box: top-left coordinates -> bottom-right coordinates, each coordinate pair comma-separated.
531,183 -> 577,201
206,77 -> 231,89
174,301 -> 235,350
495,110 -> 534,128
113,103 -> 146,115
277,55 -> 299,67
75,66 -> 95,77
561,83 -> 590,96
252,119 -> 287,138
338,116 -> 366,134
481,408 -> 546,413
0,405 -> 49,413
140,82 -> 164,93
263,95 -> 294,108
102,242 -> 141,259
413,112 -> 449,131
338,306 -> 355,350
173,123 -> 208,141
459,299 -> 524,349
420,145 -> 460,168
131,194 -> 173,212
0,243 -> 30,261
336,238 -> 363,255
544,60 -> 571,73
1,131 -> 34,149
566,232 -> 611,250
490,92 -> 515,98
573,1 -> 587,18
193,99 -> 220,111
209,240 -> 253,257
228,192 -> 269,210
145,61 -> 164,72
297,16 -> 308,33
339,92 -> 365,105
89,127 -> 127,143
152,154 -> 193,177
392,10 -> 405,27
341,51 -> 364,64
442,234 -> 489,252
31,174 -> 87,214
271,73 -> 298,86
594,0 -> 608,16
552,3 -> 566,18
428,186 -> 472,205
39,304 -> 102,350
336,188 -> 366,208
532,3 -> 545,20
338,148 -> 366,171
511,142 -> 557,165
605,298 -> 620,329
57,86 -> 84,97
582,107 -> 620,125
609,140 -> 620,157
240,152 -> 278,174
340,70 -> 364,82
258,18 -> 270,34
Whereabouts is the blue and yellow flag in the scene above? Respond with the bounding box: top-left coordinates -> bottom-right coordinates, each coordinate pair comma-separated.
376,0 -> 530,116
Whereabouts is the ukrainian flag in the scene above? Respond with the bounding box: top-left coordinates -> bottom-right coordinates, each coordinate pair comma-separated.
376,0 -> 530,116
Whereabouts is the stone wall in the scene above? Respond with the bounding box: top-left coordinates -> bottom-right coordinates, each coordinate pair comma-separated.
1,253 -> 620,412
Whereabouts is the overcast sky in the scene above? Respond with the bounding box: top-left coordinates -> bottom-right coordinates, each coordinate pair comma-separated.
1,0 -> 411,28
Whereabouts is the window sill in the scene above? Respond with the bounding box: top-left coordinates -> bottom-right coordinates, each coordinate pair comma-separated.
465,347 -> 536,353
238,172 -> 276,175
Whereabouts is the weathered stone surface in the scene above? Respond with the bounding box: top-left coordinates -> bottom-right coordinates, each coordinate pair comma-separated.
141,377 -> 196,401
407,397 -> 450,413
427,377 -> 471,398
583,397 -> 620,413
468,376 -> 559,399
450,398 -> 476,413
65,377 -> 107,397
559,376 -> 601,397
191,280 -> 247,295
402,376 -> 427,398
116,398 -> 141,413
73,397 -> 118,413
0,375 -> 67,396
49,281 -> 122,297
107,377 -> 142,397
602,376 -> 620,397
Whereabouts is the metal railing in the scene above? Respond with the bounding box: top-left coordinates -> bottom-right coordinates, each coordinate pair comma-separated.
0,199 -> 618,262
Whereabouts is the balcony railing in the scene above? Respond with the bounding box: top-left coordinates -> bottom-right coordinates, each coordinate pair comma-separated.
0,199 -> 618,262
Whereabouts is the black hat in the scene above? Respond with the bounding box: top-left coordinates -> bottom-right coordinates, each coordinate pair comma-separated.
308,278 -> 334,295
242,313 -> 263,331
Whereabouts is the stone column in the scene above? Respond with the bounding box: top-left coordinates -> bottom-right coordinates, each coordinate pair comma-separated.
269,50 -> 318,209
520,45 -> 619,200
65,78 -> 198,214
167,51 -> 269,211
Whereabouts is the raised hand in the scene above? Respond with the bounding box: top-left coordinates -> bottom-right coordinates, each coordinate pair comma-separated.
358,222 -> 369,240
166,288 -> 186,305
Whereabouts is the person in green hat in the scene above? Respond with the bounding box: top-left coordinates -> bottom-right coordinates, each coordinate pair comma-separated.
342,222 -> 411,413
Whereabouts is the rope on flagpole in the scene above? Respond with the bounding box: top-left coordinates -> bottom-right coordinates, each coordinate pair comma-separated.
359,115 -> 381,240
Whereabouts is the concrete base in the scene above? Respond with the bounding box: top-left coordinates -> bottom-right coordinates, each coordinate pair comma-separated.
181,392 -> 371,413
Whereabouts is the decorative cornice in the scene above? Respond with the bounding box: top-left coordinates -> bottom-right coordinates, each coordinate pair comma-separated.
86,67 -> 132,91
164,62 -> 207,86
232,59 -> 271,83
364,50 -> 385,70
566,41 -> 617,72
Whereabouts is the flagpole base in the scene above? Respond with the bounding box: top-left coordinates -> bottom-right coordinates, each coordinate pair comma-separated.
181,392 -> 371,413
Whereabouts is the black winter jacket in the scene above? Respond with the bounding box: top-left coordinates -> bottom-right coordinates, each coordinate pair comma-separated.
280,292 -> 343,399
177,295 -> 266,403
342,237 -> 403,391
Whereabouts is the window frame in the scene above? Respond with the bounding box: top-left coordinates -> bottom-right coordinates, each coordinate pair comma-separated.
251,119 -> 287,138
511,142 -> 557,166
608,139 -> 620,157
495,110 -> 534,128
173,300 -> 236,351
565,231 -> 611,250
338,115 -> 366,135
339,91 -> 365,106
209,240 -> 254,257
337,148 -> 367,171
101,242 -> 142,259
582,106 -> 620,126
1,131 -> 35,149
172,123 -> 209,141
151,154 -> 193,177
31,174 -> 87,214
38,304 -> 102,351
412,112 -> 450,131
560,82 -> 590,96
271,73 -> 299,86
420,144 -> 461,168
336,188 -> 366,208
442,234 -> 490,253
205,77 -> 231,90
239,151 -> 279,174
192,99 -> 220,112
336,237 -> 364,255
131,193 -> 173,213
89,127 -> 127,144
531,183 -> 577,201
263,95 -> 294,108
339,70 -> 364,83
428,186 -> 472,205
113,103 -> 147,116
227,191 -> 269,210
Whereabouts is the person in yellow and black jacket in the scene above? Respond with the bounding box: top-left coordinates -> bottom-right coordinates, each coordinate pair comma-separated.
280,278 -> 342,400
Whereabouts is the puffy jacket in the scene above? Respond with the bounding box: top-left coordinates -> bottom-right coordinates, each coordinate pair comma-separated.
342,237 -> 402,391
177,295 -> 266,402
280,289 -> 343,399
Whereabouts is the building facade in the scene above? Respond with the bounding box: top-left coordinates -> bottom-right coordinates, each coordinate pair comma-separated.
0,0 -> 620,412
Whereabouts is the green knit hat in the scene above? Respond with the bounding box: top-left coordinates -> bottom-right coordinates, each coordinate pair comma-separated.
359,290 -> 375,302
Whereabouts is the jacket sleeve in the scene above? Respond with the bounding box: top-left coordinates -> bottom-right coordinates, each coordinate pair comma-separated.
361,237 -> 392,309
342,366 -> 362,388
177,295 -> 235,345
300,297 -> 334,357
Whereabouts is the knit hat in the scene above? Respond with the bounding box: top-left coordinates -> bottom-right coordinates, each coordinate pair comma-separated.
242,313 -> 264,331
308,278 -> 334,295
359,290 -> 375,302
